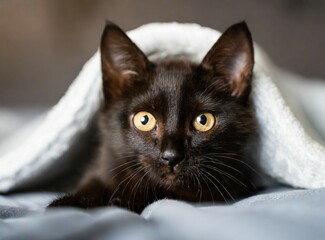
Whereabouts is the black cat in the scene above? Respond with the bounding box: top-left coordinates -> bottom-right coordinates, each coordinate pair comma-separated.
49,21 -> 262,213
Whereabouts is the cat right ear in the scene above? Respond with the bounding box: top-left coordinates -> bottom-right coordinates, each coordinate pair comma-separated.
201,22 -> 254,100
100,21 -> 149,100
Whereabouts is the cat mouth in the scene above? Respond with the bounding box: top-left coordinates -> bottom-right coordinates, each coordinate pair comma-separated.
158,165 -> 184,186
141,157 -> 184,186
160,162 -> 181,174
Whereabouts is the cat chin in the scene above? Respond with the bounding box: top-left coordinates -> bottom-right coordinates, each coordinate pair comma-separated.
142,163 -> 180,187
157,169 -> 186,188
160,174 -> 177,187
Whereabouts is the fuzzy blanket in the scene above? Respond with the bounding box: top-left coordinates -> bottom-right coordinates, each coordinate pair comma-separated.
1,187 -> 325,239
0,22 -> 325,192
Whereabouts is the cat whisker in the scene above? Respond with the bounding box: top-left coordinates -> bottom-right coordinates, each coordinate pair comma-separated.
153,180 -> 159,201
109,166 -> 142,202
201,158 -> 244,175
218,156 -> 262,178
110,162 -> 143,179
197,169 -> 215,204
210,162 -> 258,191
200,168 -> 233,203
130,168 -> 150,210
204,151 -> 242,157
202,153 -> 263,178
120,167 -> 145,199
202,164 -> 248,188
200,157 -> 260,191
166,181 -> 173,191
191,168 -> 203,202
109,158 -> 139,172
145,177 -> 150,202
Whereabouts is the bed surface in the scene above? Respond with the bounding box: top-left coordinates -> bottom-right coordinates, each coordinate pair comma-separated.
1,187 -> 324,240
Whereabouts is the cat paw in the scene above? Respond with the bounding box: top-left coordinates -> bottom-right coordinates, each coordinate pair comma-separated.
48,194 -> 78,208
48,194 -> 103,209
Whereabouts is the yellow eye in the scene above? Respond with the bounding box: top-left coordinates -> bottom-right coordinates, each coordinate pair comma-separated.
193,113 -> 215,132
133,111 -> 156,132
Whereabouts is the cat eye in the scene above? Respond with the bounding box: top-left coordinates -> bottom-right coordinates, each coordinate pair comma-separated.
193,113 -> 215,132
133,111 -> 157,132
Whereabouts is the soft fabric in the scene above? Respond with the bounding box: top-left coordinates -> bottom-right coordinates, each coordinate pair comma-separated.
1,187 -> 325,239
0,22 -> 325,192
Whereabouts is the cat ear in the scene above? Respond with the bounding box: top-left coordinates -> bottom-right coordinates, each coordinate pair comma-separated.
201,22 -> 254,99
100,21 -> 149,100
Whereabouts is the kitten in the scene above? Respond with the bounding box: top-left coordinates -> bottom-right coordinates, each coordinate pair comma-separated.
49,21 -> 262,213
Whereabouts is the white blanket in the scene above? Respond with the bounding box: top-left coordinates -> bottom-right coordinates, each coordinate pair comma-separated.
0,22 -> 325,192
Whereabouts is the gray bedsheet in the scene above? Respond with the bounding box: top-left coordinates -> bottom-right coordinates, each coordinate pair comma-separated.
0,187 -> 324,240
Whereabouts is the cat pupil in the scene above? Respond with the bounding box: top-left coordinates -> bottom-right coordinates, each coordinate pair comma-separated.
198,115 -> 207,125
140,115 -> 149,125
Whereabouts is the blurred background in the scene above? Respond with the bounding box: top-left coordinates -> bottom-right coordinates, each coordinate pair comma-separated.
0,0 -> 325,110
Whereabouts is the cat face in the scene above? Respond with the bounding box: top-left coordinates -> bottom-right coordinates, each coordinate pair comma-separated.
99,22 -> 257,200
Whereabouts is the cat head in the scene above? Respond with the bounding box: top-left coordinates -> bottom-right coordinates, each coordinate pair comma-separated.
99,22 -> 257,200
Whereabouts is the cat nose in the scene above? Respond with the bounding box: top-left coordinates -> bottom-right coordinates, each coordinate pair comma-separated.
161,149 -> 184,167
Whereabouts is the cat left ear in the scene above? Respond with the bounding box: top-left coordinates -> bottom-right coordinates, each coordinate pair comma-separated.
100,21 -> 149,100
201,22 -> 254,99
